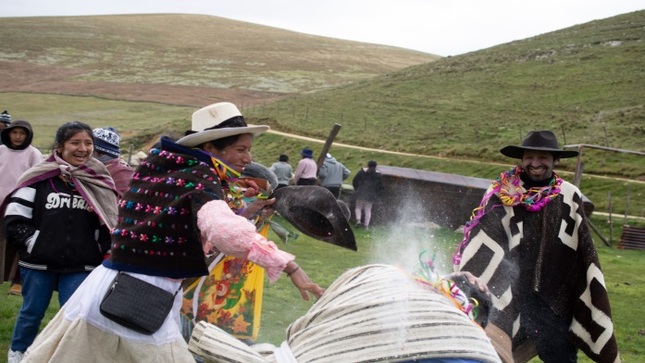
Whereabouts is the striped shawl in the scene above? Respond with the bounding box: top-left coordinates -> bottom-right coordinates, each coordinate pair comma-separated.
11,153 -> 118,229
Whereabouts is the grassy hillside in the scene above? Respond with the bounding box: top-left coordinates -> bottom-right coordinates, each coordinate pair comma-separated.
0,11 -> 643,217
247,10 -> 645,179
0,14 -> 437,106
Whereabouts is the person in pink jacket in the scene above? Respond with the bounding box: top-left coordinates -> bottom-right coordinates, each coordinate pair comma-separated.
0,120 -> 43,296
293,147 -> 317,185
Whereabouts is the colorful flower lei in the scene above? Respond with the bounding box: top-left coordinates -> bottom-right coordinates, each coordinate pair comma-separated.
209,156 -> 270,215
452,166 -> 562,266
413,250 -> 479,321
210,156 -> 246,211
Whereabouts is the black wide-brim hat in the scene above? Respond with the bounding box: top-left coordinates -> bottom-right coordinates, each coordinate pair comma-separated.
500,130 -> 579,159
271,186 -> 357,251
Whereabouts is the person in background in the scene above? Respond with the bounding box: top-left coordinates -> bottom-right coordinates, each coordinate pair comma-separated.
270,154 -> 293,190
3,121 -> 118,363
92,127 -> 134,197
20,102 -> 323,363
293,147 -> 317,185
352,160 -> 384,230
0,120 -> 44,297
189,264 -> 501,363
0,110 -> 11,143
454,130 -> 619,363
318,153 -> 350,198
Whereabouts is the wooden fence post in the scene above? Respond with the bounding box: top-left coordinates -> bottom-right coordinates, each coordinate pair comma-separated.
608,191 -> 613,244
316,123 -> 342,171
573,145 -> 584,188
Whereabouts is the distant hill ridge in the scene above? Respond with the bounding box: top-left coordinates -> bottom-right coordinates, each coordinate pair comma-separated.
249,9 -> 644,178
0,13 -> 438,105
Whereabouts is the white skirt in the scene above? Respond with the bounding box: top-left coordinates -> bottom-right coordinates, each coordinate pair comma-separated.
23,265 -> 195,363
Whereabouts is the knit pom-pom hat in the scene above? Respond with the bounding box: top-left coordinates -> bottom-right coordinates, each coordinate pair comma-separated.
93,127 -> 121,158
0,110 -> 11,125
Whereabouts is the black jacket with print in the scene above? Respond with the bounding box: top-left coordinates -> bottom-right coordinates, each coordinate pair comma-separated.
3,177 -> 110,272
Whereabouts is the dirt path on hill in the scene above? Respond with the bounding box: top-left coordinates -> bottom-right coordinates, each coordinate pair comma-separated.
267,130 -> 645,185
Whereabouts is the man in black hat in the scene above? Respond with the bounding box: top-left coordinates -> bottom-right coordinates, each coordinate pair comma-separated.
453,130 -> 619,363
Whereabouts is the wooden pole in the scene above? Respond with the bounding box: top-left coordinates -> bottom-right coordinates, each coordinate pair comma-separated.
573,145 -> 584,188
127,145 -> 134,165
608,191 -> 613,244
624,184 -> 630,226
587,218 -> 612,247
316,123 -> 342,171
561,125 -> 567,145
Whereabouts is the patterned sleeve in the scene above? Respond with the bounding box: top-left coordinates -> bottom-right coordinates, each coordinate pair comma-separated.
197,199 -> 294,282
3,186 -> 38,247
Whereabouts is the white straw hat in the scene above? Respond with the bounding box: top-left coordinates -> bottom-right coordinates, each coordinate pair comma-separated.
176,102 -> 269,147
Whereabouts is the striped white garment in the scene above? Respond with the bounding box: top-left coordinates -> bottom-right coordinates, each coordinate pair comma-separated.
189,264 -> 501,363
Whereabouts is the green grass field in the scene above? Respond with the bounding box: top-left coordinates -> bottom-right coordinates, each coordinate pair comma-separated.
0,92 -> 643,362
0,11 -> 643,361
1,214 -> 643,363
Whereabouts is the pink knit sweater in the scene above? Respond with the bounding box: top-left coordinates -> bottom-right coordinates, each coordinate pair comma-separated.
197,200 -> 294,282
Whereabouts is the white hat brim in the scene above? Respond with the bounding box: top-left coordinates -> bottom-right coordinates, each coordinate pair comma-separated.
176,125 -> 269,147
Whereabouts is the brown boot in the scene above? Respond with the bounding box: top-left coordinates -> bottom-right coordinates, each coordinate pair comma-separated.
8,283 -> 22,296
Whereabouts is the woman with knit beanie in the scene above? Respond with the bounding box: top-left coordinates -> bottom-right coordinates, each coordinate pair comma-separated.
19,103 -> 322,363
92,126 -> 134,197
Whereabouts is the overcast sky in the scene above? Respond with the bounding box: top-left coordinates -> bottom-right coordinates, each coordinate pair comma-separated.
2,0 -> 644,56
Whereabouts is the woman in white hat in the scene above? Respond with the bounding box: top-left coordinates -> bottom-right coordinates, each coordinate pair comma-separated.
21,102 -> 323,363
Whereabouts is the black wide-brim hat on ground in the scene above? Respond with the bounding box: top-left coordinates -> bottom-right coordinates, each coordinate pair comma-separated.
271,186 -> 357,251
499,130 -> 579,159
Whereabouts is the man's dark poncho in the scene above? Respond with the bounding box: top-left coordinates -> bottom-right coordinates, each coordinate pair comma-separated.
457,180 -> 619,363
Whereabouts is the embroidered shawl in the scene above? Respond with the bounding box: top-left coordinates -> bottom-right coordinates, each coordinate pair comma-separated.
457,180 -> 619,363
11,153 -> 118,229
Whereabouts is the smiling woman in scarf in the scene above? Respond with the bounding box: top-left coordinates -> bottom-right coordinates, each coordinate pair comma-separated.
3,121 -> 119,363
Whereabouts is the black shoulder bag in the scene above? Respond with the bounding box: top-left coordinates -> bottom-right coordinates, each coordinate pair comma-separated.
100,272 -> 181,335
